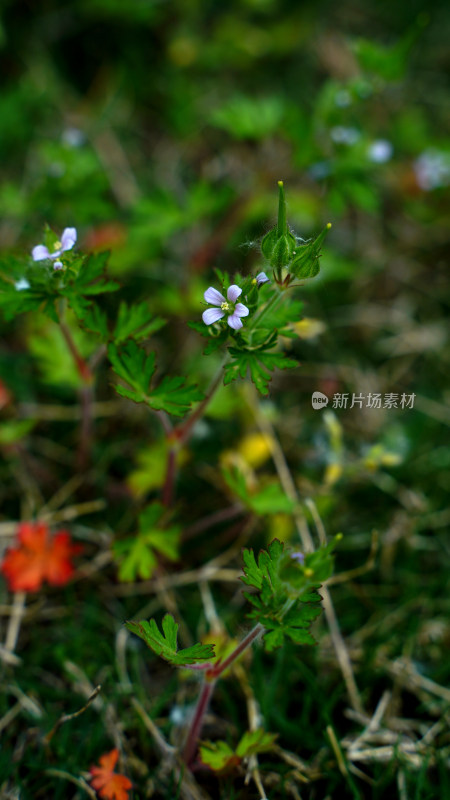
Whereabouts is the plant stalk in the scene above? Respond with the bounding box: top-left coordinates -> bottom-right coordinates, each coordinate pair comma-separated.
182,679 -> 216,766
182,622 -> 264,766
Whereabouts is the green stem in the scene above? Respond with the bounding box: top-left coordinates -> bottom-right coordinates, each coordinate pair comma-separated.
277,180 -> 287,238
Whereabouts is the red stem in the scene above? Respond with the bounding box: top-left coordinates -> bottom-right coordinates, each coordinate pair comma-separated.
182,623 -> 264,767
183,679 -> 216,766
162,447 -> 176,508
208,623 -> 264,679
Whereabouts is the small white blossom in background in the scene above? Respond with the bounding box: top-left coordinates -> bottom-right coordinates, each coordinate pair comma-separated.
62,128 -> 85,148
368,140 -> 393,164
202,285 -> 249,330
330,126 -> 360,146
15,279 -> 30,291
414,149 -> 450,191
32,228 -> 77,266
334,89 -> 352,108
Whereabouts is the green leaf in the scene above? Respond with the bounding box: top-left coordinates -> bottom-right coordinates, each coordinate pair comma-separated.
114,502 -> 181,582
148,375 -> 204,417
235,729 -> 278,758
114,301 -> 165,343
222,467 -> 296,516
108,340 -> 156,404
70,251 -> 120,295
108,340 -> 203,416
200,729 -> 277,773
199,741 -> 237,773
241,539 -> 285,592
261,605 -> 322,651
125,614 -> 215,667
71,298 -> 109,339
240,538 -> 341,652
248,483 -> 296,515
0,419 -> 36,446
224,348 -> 298,395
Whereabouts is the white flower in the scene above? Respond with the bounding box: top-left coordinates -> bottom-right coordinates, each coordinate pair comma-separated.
368,140 -> 393,164
32,228 -> 77,262
15,278 -> 30,291
202,285 -> 249,331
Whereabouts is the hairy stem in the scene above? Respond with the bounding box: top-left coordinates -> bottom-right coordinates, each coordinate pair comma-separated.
183,679 -> 216,766
182,623 -> 264,766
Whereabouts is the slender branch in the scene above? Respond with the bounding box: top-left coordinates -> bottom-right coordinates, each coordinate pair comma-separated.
183,679 -> 216,766
246,288 -> 284,335
208,623 -> 264,680
161,358 -> 226,506
182,623 -> 264,767
58,309 -> 95,468
175,365 -> 224,446
162,447 -> 176,508
59,320 -> 93,384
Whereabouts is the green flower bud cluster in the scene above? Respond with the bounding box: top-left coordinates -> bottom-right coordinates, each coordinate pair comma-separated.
261,181 -> 331,286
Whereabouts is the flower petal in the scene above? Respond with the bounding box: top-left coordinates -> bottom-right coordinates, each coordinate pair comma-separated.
202,308 -> 225,325
227,284 -> 242,302
61,228 -> 77,252
54,261 -> 64,270
32,244 -> 51,261
204,287 -> 225,306
256,272 -> 270,285
234,302 -> 249,318
227,313 -> 243,330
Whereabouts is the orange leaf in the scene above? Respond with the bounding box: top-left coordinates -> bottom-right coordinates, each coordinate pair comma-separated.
89,749 -> 132,800
0,522 -> 82,592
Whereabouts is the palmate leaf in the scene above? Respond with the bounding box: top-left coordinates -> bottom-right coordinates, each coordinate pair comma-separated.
241,539 -> 285,593
108,340 -> 204,416
149,375 -> 204,417
125,614 -> 215,667
108,340 -> 156,403
69,251 -> 120,295
260,603 -> 322,652
224,347 -> 298,395
114,301 -> 166,343
199,729 -> 277,774
113,502 -> 181,581
241,538 -> 340,651
222,467 -> 296,516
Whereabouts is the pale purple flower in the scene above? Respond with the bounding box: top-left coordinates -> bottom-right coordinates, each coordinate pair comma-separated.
31,228 -> 77,262
202,285 -> 249,331
255,272 -> 270,285
291,551 -> 305,565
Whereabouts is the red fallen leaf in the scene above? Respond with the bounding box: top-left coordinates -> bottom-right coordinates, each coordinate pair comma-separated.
0,521 -> 82,592
89,749 -> 132,800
